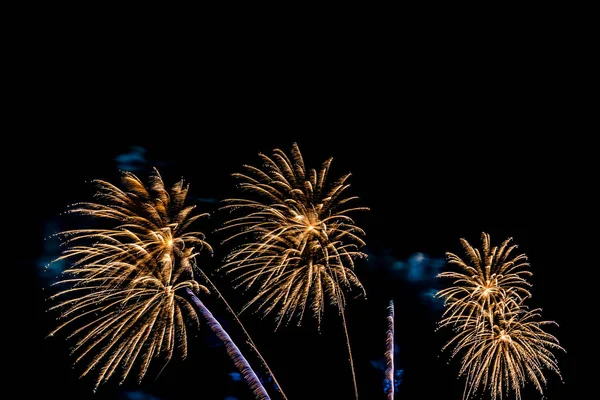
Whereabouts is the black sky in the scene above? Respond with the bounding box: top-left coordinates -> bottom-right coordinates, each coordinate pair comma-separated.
20,128 -> 582,399
14,31 -> 590,398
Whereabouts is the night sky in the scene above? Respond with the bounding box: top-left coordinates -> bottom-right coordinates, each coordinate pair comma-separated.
7,8 -> 596,398
19,124 -> 582,400
13,33 -> 590,396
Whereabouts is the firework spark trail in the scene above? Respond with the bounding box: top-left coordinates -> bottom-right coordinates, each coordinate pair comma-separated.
186,288 -> 270,400
436,233 -> 564,400
385,300 -> 394,400
221,143 -> 367,400
339,304 -> 359,400
193,265 -> 288,399
48,169 -> 272,398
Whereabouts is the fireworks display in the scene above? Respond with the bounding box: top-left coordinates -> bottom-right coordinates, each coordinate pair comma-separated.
221,143 -> 368,399
48,169 -> 269,398
38,142 -> 572,399
436,233 -> 564,400
220,143 -> 368,326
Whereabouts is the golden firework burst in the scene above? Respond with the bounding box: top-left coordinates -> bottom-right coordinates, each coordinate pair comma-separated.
437,233 -> 564,400
444,300 -> 563,400
220,143 -> 368,327
49,169 -> 212,391
221,143 -> 367,400
436,233 -> 532,328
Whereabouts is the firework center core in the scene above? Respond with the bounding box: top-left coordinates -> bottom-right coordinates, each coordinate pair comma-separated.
499,330 -> 512,343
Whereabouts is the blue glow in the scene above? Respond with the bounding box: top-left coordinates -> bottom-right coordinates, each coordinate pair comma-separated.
382,369 -> 404,393
191,196 -> 219,204
115,146 -> 147,172
405,252 -> 445,282
367,252 -> 446,310
229,372 -> 242,382
394,369 -> 404,390
370,359 -> 386,371
420,288 -> 444,309
383,378 -> 392,393
121,390 -> 161,400
407,252 -> 426,281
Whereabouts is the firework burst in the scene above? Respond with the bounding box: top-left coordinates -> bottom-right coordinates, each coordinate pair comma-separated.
437,233 -> 564,400
49,169 -> 270,398
436,233 -> 532,328
220,143 -> 368,326
445,300 -> 563,400
49,170 -> 211,389
221,143 -> 367,399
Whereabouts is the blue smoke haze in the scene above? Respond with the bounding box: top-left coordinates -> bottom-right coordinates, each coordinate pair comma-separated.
394,369 -> 404,391
228,372 -> 242,382
366,251 -> 446,310
370,359 -> 386,371
121,390 -> 162,400
115,146 -> 148,172
420,288 -> 444,310
382,369 -> 404,393
391,252 -> 445,283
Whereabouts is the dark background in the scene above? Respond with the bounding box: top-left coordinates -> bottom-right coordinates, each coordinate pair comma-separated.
15,26 -> 590,399
21,132 -> 581,399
